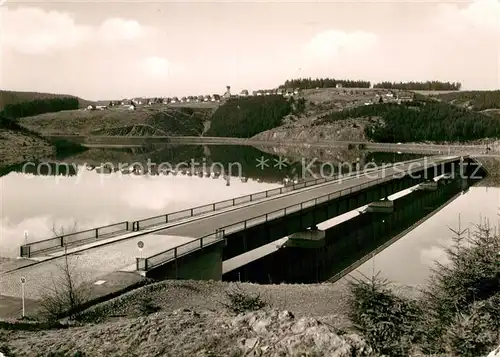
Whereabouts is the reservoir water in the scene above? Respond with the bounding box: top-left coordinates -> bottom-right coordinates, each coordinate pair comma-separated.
1,144 -> 498,286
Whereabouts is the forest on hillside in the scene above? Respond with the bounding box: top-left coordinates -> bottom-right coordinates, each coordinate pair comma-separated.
1,97 -> 80,118
373,81 -> 461,91
207,96 -> 292,138
435,90 -> 500,110
0,90 -> 92,110
316,101 -> 500,143
279,78 -> 371,89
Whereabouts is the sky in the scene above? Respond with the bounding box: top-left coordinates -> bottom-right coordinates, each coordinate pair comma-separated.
1,0 -> 499,100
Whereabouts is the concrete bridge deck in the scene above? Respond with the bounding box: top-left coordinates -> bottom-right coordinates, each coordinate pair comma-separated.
1,156 -> 463,300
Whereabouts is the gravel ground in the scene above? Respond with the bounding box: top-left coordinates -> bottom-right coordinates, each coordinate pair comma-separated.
76,279 -> 422,326
77,280 -> 354,325
1,308 -> 373,357
0,279 -> 454,357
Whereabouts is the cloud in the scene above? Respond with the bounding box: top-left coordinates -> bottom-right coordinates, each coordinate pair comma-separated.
0,6 -> 155,55
141,56 -> 173,77
435,0 -> 500,35
305,30 -> 379,58
0,215 -> 113,258
139,55 -> 188,79
0,7 -> 92,54
98,18 -> 153,42
419,245 -> 450,267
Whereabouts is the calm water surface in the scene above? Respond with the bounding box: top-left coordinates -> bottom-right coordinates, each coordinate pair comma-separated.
0,170 -> 281,257
1,144 -> 497,287
352,184 -> 499,286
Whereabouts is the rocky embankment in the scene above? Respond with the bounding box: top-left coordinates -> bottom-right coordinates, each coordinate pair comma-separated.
1,309 -> 372,357
0,129 -> 55,167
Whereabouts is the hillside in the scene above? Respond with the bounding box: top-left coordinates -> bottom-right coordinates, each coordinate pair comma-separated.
253,88 -> 404,142
316,100 -> 500,143
19,106 -> 213,136
8,88 -> 500,145
0,121 -> 55,167
0,90 -> 94,110
432,90 -> 500,111
0,114 -> 87,170
255,92 -> 500,144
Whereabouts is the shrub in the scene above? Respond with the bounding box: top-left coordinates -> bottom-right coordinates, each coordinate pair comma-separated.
419,224 -> 500,354
136,296 -> 161,315
220,284 -> 267,314
445,299 -> 499,357
349,223 -> 500,356
348,273 -> 422,356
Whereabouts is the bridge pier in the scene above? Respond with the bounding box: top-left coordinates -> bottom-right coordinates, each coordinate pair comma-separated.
417,181 -> 438,191
367,199 -> 394,213
144,240 -> 225,281
286,229 -> 326,249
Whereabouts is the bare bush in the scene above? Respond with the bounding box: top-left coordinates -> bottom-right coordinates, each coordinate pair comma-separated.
136,296 -> 161,316
38,247 -> 89,321
219,284 -> 267,314
51,220 -> 78,237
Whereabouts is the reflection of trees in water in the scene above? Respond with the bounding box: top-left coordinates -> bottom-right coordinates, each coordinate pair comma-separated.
36,145 -> 430,183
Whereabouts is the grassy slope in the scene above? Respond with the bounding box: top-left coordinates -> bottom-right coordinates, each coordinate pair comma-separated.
19,105 -> 214,136
0,90 -> 95,110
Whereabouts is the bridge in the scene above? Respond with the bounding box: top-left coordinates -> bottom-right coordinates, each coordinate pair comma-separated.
0,155 -> 485,303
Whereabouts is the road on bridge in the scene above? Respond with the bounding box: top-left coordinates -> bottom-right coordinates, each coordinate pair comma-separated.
0,156 -> 459,300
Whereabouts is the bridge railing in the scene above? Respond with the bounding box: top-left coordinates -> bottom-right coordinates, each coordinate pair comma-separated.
136,229 -> 225,270
217,156 -> 460,236
18,157 -> 431,258
136,177 -> 389,271
135,156 -> 459,271
19,221 -> 130,258
129,162 -> 406,231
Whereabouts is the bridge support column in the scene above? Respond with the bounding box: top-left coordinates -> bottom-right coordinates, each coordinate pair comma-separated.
286,229 -> 326,249
417,181 -> 438,191
145,240 -> 225,281
367,199 -> 394,213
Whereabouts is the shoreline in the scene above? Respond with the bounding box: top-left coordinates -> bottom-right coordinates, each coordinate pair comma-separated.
45,134 -> 498,153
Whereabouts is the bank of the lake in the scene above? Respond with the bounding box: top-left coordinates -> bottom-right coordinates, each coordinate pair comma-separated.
0,114 -> 87,169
